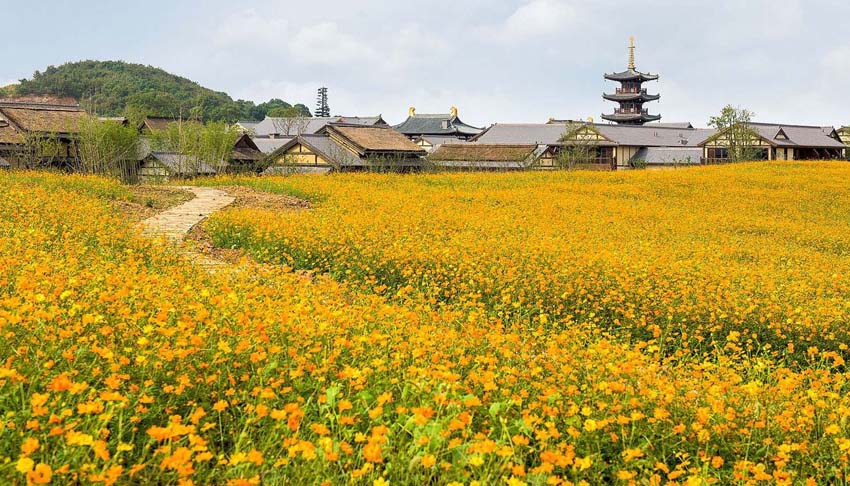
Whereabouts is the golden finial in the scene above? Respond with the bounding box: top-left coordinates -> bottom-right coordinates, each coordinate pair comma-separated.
628,36 -> 635,70
587,116 -> 594,124
409,106 -> 416,117
450,106 -> 458,118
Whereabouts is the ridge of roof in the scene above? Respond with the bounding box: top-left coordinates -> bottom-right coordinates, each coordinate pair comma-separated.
748,122 -> 835,130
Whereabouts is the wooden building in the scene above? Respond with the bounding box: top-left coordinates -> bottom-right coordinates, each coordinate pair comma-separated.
602,38 -> 661,125
428,144 -> 546,171
700,123 -> 846,162
0,98 -> 88,169
138,152 -> 216,183
836,126 -> 850,159
472,122 -> 713,169
394,107 -> 482,143
226,134 -> 265,173
265,124 -> 426,174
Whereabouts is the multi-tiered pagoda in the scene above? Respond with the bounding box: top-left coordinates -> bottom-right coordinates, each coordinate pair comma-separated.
602,37 -> 661,125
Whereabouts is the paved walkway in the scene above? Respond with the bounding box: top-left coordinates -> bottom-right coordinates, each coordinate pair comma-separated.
140,186 -> 235,242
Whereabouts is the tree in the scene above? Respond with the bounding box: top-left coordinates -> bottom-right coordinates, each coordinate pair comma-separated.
17,132 -> 66,170
77,118 -> 140,182
708,105 -> 762,162
271,109 -> 312,136
556,122 -> 599,169
148,119 -> 240,174
267,106 -> 304,118
13,60 -> 309,123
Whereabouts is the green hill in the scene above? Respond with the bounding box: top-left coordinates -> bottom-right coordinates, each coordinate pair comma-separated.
4,60 -> 310,122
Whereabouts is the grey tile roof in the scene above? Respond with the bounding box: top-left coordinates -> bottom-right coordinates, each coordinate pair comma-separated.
252,117 -> 333,137
414,135 -> 470,146
474,123 -> 715,148
631,147 -> 703,165
749,123 -> 845,148
473,123 -> 572,145
594,125 -> 715,147
296,135 -> 363,167
250,115 -> 385,137
648,122 -> 694,129
394,114 -> 482,137
604,69 -> 659,82
253,137 -> 294,154
337,116 -> 387,126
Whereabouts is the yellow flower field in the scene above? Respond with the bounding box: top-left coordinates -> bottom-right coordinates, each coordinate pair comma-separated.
2,164 -> 850,485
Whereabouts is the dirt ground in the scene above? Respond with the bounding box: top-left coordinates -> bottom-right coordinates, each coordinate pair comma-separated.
215,185 -> 311,211
184,185 -> 310,263
116,183 -> 310,263
112,186 -> 195,221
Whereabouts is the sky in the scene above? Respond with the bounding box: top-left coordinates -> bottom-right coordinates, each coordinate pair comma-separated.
2,0 -> 850,127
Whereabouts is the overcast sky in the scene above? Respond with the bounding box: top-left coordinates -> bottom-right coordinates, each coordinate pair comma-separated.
2,0 -> 849,127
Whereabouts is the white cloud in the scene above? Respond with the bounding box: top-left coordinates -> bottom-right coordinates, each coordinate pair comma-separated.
213,8 -> 288,47
289,22 -> 380,66
822,45 -> 850,80
502,0 -> 576,39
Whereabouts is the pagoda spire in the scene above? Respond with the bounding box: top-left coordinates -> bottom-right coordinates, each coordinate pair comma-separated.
602,37 -> 661,125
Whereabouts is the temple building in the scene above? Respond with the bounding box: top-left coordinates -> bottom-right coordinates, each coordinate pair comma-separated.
602,37 -> 661,125
263,123 -> 426,174
700,123 -> 846,162
394,107 -> 483,144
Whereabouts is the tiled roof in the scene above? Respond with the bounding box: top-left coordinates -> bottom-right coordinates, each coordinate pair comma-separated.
472,124 -> 571,145
293,135 -> 362,167
414,135 -> 470,146
394,114 -> 482,137
253,137 -> 294,154
337,116 -> 387,126
631,147 -> 703,165
251,115 -> 386,137
594,125 -> 715,147
474,123 -> 715,148
750,123 -> 845,148
604,69 -> 659,82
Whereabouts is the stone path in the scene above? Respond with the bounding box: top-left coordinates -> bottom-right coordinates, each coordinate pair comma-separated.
140,186 -> 235,270
141,186 -> 235,241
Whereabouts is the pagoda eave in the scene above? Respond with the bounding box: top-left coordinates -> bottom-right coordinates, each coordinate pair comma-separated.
604,71 -> 659,83
602,93 -> 660,103
601,113 -> 662,124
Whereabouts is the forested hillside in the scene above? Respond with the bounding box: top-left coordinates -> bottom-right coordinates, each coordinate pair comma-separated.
2,60 -> 310,122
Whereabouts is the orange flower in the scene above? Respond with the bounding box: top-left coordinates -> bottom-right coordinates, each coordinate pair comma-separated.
26,463 -> 52,485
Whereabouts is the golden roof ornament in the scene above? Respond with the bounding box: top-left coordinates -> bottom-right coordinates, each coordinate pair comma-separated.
409,106 -> 416,117
450,106 -> 458,118
628,36 -> 636,70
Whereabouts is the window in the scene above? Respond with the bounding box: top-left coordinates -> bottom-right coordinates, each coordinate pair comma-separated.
708,148 -> 729,160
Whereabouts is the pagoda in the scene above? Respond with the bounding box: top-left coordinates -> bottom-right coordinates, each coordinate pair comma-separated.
602,37 -> 661,125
